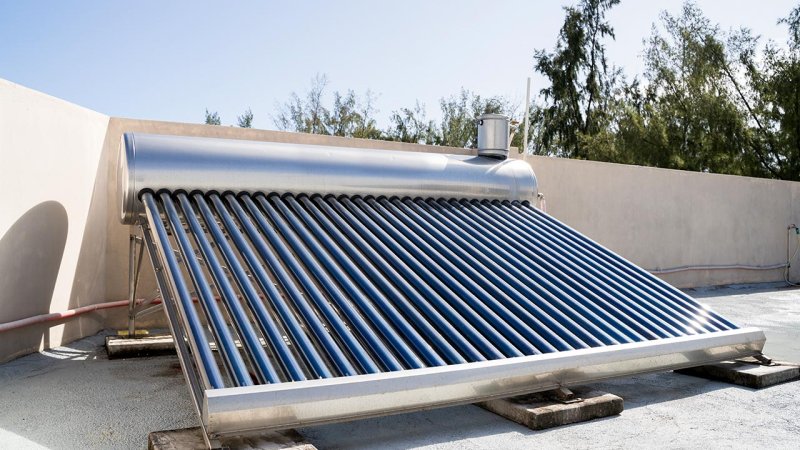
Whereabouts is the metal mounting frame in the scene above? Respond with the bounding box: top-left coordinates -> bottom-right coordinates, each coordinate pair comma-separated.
202,327 -> 763,436
126,228 -> 166,336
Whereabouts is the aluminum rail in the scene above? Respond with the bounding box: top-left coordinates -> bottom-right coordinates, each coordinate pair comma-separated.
205,327 -> 764,435
119,133 -> 537,224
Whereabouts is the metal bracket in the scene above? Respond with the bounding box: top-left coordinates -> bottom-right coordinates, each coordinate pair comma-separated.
735,353 -> 777,366
127,231 -> 145,337
753,354 -> 774,365
550,387 -> 583,404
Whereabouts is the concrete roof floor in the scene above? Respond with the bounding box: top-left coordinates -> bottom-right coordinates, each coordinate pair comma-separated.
0,283 -> 798,449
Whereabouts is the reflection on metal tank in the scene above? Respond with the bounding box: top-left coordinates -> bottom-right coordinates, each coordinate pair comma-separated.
118,133 -> 537,224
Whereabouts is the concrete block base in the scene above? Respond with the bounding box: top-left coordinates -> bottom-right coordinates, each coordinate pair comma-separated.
675,360 -> 800,388
105,334 -> 176,359
148,427 -> 316,450
477,387 -> 624,430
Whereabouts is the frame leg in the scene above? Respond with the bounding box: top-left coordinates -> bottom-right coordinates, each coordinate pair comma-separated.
128,232 -> 145,336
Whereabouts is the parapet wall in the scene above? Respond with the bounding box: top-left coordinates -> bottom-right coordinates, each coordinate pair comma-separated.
529,155 -> 800,288
1,78 -> 798,361
0,79 -> 110,361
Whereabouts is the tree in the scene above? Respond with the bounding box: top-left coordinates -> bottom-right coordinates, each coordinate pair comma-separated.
385,101 -> 436,144
204,109 -> 221,125
385,90 -> 515,148
273,76 -> 516,148
273,74 -> 382,139
725,5 -> 800,180
533,0 -> 621,159
237,108 -> 254,128
199,2 -> 800,181
635,2 -> 754,175
436,89 -> 514,148
329,90 -> 383,139
274,74 -> 330,134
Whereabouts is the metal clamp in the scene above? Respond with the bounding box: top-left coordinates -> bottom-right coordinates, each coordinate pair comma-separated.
550,387 -> 583,404
752,353 -> 776,366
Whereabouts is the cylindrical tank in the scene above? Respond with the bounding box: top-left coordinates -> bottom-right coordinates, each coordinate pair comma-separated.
118,133 -> 538,224
476,113 -> 510,160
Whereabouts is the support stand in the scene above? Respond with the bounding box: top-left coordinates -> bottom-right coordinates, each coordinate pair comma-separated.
148,427 -> 316,450
477,386 -> 623,430
675,354 -> 800,389
127,231 -> 145,336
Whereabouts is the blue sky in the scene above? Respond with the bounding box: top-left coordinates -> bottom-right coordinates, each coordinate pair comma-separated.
1,1 -> 796,129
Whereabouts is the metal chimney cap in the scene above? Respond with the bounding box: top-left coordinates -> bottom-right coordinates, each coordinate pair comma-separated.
476,114 -> 510,160
477,113 -> 509,121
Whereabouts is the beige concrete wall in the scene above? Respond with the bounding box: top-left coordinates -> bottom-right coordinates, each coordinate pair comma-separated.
525,155 -> 800,288
3,78 -> 799,362
0,79 -> 110,361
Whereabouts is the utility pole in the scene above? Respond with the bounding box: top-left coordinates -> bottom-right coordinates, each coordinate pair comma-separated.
522,77 -> 531,161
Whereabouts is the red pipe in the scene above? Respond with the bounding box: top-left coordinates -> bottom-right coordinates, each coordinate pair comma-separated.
0,298 -> 161,333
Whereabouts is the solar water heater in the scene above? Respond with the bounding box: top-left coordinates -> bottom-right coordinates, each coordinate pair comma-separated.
118,130 -> 764,447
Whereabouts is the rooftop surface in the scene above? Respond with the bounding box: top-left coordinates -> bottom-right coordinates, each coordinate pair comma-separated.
0,283 -> 797,449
